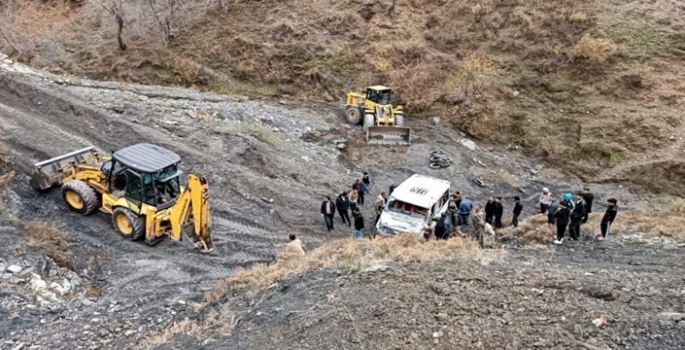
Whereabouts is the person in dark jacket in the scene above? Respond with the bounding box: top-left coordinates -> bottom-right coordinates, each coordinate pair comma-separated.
434,216 -> 447,240
569,192 -> 586,240
452,192 -> 462,214
582,187 -> 594,224
389,183 -> 396,196
494,197 -> 504,229
512,196 -> 523,227
362,172 -> 371,194
547,195 -> 559,225
320,196 -> 336,232
484,196 -> 496,225
597,198 -> 618,241
335,192 -> 351,227
554,201 -> 570,244
353,208 -> 365,239
448,206 -> 457,236
353,179 -> 365,205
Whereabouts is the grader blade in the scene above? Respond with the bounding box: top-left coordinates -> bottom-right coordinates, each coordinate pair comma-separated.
366,126 -> 412,145
31,146 -> 99,190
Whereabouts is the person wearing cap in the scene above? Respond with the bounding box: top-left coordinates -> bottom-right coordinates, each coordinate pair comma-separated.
569,191 -> 587,241
564,193 -> 575,211
512,196 -> 523,227
597,198 -> 618,241
539,188 -> 553,214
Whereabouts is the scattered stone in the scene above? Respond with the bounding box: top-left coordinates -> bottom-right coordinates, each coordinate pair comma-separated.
592,315 -> 608,327
459,139 -> 477,151
364,264 -> 390,273
7,265 -> 22,274
657,312 -> 685,322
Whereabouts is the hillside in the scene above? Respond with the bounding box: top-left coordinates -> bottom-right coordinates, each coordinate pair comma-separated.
1,0 -> 684,194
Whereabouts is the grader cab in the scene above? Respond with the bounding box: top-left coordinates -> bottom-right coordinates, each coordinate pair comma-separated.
30,143 -> 214,252
343,86 -> 412,145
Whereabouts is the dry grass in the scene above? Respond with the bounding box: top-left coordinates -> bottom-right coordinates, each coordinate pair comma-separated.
0,170 -> 14,199
572,34 -> 617,64
569,11 -> 588,22
14,221 -> 75,270
207,234 -> 506,301
446,52 -> 498,96
136,312 -> 237,350
500,211 -> 685,244
669,199 -> 685,214
498,214 -> 554,244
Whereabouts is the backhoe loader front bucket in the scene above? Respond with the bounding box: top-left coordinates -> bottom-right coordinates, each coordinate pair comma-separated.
365,126 -> 412,145
30,146 -> 99,190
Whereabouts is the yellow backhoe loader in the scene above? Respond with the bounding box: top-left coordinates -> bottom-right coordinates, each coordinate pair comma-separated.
343,86 -> 412,145
30,143 -> 214,252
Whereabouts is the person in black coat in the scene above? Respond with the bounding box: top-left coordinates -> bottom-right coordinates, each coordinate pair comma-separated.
353,179 -> 365,205
335,192 -> 351,227
512,196 -> 523,228
484,196 -> 496,225
434,217 -> 447,240
494,197 -> 504,229
320,196 -> 336,232
353,208 -> 365,239
598,198 -> 618,241
569,192 -> 587,240
582,187 -> 594,224
554,201 -> 570,244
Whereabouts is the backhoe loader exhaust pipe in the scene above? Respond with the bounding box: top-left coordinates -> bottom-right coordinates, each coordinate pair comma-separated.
366,126 -> 412,145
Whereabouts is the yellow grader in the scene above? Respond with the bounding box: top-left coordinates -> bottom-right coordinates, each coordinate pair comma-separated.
343,86 -> 411,145
30,143 -> 214,252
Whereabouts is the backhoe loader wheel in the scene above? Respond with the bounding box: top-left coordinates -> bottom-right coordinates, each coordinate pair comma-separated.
61,180 -> 99,215
112,207 -> 145,241
346,106 -> 363,125
395,114 -> 404,126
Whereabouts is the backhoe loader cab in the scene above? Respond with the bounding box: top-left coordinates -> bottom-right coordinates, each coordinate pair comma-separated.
104,144 -> 183,210
343,85 -> 411,145
31,143 -> 214,252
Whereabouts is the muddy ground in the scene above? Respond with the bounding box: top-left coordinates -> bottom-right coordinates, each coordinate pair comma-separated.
0,64 -> 683,350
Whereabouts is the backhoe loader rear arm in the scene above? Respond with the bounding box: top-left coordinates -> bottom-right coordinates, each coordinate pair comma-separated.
169,174 -> 214,252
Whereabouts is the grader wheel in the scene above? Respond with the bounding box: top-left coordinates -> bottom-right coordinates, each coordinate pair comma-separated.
61,180 -> 99,215
112,207 -> 145,241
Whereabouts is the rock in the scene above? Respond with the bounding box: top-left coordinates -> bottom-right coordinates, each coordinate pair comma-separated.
459,139 -> 477,151
99,328 -> 110,337
279,100 -> 288,105
592,315 -> 608,327
657,312 -> 685,322
50,282 -> 68,296
432,117 -> 440,126
28,274 -> 47,290
364,264 -> 390,273
124,330 -> 137,336
432,331 -> 443,338
336,143 -> 346,150
6,265 -> 22,274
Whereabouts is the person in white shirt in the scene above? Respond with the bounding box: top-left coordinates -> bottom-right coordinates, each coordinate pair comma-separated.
539,187 -> 553,214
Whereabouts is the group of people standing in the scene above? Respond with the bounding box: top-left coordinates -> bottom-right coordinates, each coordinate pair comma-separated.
320,174 -> 619,246
321,172 -> 386,239
538,187 -> 619,244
